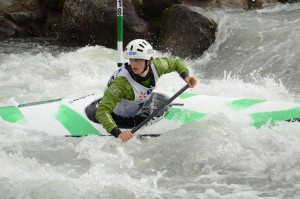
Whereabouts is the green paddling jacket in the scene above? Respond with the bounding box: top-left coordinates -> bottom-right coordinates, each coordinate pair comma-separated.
96,57 -> 190,136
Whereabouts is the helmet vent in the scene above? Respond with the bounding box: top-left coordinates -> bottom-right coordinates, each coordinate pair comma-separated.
130,45 -> 133,51
137,49 -> 143,52
139,44 -> 144,48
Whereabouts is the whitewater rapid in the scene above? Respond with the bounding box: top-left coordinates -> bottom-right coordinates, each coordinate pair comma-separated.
1,3 -> 300,199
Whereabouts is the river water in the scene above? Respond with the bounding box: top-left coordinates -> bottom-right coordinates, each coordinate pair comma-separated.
1,3 -> 300,199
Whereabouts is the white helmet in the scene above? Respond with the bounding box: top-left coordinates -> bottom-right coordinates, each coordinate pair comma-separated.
124,39 -> 154,60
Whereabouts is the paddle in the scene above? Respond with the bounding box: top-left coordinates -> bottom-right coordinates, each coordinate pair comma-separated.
131,84 -> 189,134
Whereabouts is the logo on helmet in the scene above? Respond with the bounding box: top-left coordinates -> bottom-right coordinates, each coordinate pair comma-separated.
129,51 -> 137,55
147,49 -> 153,54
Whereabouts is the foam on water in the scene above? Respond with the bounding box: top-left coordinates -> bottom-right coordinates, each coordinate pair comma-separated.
1,3 -> 300,199
1,116 -> 300,198
192,3 -> 300,96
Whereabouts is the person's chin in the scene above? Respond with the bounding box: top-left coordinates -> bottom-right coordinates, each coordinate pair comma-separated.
132,69 -> 140,74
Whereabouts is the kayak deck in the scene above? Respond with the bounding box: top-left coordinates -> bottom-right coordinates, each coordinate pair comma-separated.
1,92 -> 300,136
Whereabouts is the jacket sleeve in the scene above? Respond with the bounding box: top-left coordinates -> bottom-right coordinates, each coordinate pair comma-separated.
152,57 -> 190,79
95,77 -> 134,135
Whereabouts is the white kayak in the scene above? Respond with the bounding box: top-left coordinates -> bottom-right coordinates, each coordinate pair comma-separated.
1,91 -> 300,137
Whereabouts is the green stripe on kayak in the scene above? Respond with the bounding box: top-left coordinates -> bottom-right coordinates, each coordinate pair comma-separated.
228,99 -> 266,110
55,105 -> 100,136
251,107 -> 300,128
165,108 -> 206,124
0,106 -> 27,124
179,93 -> 198,99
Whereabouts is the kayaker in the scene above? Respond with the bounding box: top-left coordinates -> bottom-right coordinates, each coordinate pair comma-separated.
96,39 -> 197,142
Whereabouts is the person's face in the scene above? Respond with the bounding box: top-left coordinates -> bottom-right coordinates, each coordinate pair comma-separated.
129,59 -> 147,75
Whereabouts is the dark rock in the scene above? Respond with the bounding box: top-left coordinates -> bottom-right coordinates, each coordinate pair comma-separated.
0,0 -> 29,11
161,5 -> 217,58
59,0 -> 150,48
143,0 -> 183,17
37,0 -> 65,36
278,0 -> 299,3
182,0 -> 217,7
4,10 -> 44,25
246,0 -> 264,9
0,0 -> 219,58
183,0 -> 265,9
42,0 -> 64,11
2,0 -> 39,13
0,15 -> 18,36
0,0 -> 47,37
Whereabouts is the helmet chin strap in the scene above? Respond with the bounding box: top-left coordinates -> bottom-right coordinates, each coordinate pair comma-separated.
139,60 -> 150,76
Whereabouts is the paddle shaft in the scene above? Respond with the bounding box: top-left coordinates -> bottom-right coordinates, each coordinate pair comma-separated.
131,84 -> 189,133
66,134 -> 161,138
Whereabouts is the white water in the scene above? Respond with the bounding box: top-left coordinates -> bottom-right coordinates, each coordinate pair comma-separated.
1,3 -> 300,199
